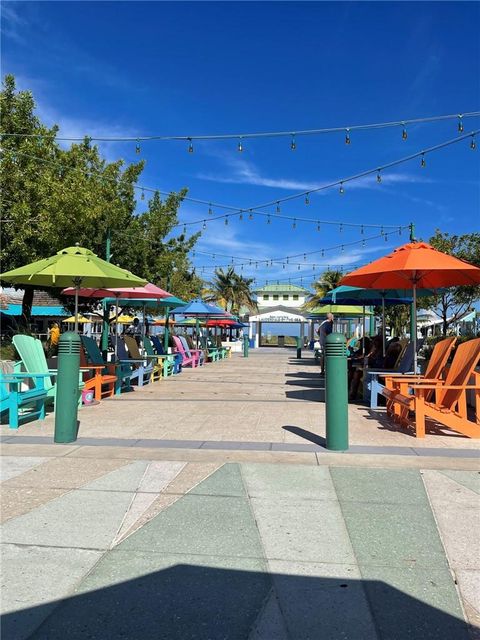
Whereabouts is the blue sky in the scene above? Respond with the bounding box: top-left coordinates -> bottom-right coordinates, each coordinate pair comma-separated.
2,1 -> 479,290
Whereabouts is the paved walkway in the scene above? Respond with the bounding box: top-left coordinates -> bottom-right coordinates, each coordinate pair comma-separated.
1,349 -> 479,638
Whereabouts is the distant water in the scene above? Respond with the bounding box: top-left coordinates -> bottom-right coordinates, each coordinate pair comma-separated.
259,323 -> 303,337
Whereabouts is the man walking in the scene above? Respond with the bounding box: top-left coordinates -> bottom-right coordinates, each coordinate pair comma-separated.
317,312 -> 334,374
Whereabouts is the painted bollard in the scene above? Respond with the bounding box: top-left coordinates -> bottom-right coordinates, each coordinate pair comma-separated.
54,331 -> 81,443
243,334 -> 249,357
296,336 -> 302,359
325,332 -> 349,451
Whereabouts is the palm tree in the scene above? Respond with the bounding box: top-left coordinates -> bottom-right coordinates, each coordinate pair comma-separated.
205,267 -> 257,315
302,269 -> 343,311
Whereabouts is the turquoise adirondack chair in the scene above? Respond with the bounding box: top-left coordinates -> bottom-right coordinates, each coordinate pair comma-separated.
80,335 -> 132,394
143,336 -> 175,378
198,336 -> 221,361
13,335 -> 84,408
150,336 -> 182,374
0,371 -> 49,429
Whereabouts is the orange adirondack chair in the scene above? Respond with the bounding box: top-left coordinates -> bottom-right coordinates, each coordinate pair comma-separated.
389,338 -> 480,438
383,337 -> 457,418
80,345 -> 117,401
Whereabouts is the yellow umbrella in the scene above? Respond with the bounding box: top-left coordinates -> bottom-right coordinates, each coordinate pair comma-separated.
64,315 -> 91,324
116,314 -> 135,324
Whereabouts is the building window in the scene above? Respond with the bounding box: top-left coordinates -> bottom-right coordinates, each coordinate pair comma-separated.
293,294 -> 299,301
273,294 -> 279,301
283,295 -> 289,300
263,294 -> 269,300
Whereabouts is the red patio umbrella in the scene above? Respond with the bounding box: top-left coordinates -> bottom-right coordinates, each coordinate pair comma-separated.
339,241 -> 480,370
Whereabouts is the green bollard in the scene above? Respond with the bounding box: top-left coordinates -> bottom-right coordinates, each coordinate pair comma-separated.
325,333 -> 349,451
243,334 -> 249,358
54,332 -> 81,443
296,336 -> 302,359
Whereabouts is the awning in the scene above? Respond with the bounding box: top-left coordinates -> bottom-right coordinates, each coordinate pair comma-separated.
1,304 -> 69,317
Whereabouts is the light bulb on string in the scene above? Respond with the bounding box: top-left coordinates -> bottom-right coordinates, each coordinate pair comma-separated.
377,170 -> 382,183
458,115 -> 464,133
276,202 -> 281,214
267,214 -> 271,224
224,216 -> 229,226
188,138 -> 194,153
362,239 -> 366,247
380,225 -> 384,235
135,139 -> 141,154
282,263 -> 286,269
208,204 -> 213,215
339,182 -> 345,195
286,258 -> 290,264
360,225 -> 364,234
237,137 -> 243,152
421,153 -> 426,168
290,134 -> 296,150
321,249 -> 325,257
398,227 -> 402,236
385,233 -> 388,242
249,210 -> 254,220
183,224 -> 187,234
297,264 -> 301,270
305,193 -> 310,205
202,220 -> 207,229
141,189 -> 145,200
303,253 -> 307,261
292,219 -> 297,229
317,222 -> 321,232
471,135 -> 476,150
345,128 -> 351,145
341,245 -> 344,253
402,123 -> 408,140
239,211 -> 243,221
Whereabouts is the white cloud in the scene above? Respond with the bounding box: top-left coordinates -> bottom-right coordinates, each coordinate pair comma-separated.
197,154 -> 431,195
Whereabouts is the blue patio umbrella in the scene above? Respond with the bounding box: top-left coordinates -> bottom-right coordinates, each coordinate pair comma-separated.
325,285 -> 436,355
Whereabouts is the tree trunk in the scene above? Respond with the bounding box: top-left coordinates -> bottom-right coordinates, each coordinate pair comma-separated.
442,311 -> 448,337
20,286 -> 34,330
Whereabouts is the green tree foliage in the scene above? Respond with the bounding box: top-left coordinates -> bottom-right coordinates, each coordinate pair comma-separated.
0,75 -> 201,321
425,230 -> 480,336
302,269 -> 343,311
204,266 -> 257,315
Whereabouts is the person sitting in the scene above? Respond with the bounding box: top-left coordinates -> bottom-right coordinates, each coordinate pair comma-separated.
383,337 -> 402,368
349,336 -> 383,402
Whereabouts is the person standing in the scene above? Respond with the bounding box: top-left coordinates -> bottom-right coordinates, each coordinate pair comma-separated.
317,313 -> 334,374
47,321 -> 60,357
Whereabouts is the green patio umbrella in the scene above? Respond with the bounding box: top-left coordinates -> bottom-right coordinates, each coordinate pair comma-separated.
0,245 -> 146,332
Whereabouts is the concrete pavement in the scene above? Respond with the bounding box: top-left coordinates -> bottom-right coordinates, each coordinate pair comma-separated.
1,348 -> 479,638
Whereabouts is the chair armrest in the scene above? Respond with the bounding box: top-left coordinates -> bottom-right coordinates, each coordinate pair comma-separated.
412,384 -> 480,390
0,372 -> 51,380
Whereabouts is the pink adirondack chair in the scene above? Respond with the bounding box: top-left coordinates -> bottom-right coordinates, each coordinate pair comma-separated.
172,336 -> 199,368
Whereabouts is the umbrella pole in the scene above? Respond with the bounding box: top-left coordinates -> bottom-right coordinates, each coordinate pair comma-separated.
382,295 -> 386,357
196,318 -> 200,349
115,296 -> 119,358
74,286 -> 79,333
413,283 -> 417,372
164,306 -> 170,351
362,306 -> 366,355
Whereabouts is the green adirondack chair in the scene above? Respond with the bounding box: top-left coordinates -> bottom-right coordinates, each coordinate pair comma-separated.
13,335 -> 84,408
1,371 -> 50,429
143,336 -> 175,378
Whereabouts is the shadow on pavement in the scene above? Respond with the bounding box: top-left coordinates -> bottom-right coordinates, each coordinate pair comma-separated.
285,369 -> 325,402
283,425 -> 327,447
3,565 -> 470,640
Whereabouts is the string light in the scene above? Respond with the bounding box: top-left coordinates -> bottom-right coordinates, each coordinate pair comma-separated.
339,182 -> 345,195
249,210 -> 254,220
317,222 -> 321,232
361,225 -> 364,234
402,123 -> 408,140
377,170 -> 382,183
290,134 -> 296,150
225,216 -> 229,226
276,202 -> 281,214
362,239 -> 366,247
303,253 -> 307,261
421,153 -> 426,168
239,211 -> 243,221
471,135 -> 476,150
141,189 -> 145,200
202,220 -> 207,229
305,193 -> 310,205
238,137 -> 243,152
183,224 -> 187,234
188,138 -> 194,153
398,226 -> 402,235
267,214 -> 271,224
339,223 -> 343,233
292,218 -> 297,229
385,233 -> 388,241
458,115 -> 464,133
135,140 -> 141,154
345,129 -> 351,145
341,245 -> 344,253
208,204 -> 213,215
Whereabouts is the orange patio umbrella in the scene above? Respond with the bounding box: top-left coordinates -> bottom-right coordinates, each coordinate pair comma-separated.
340,241 -> 480,370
